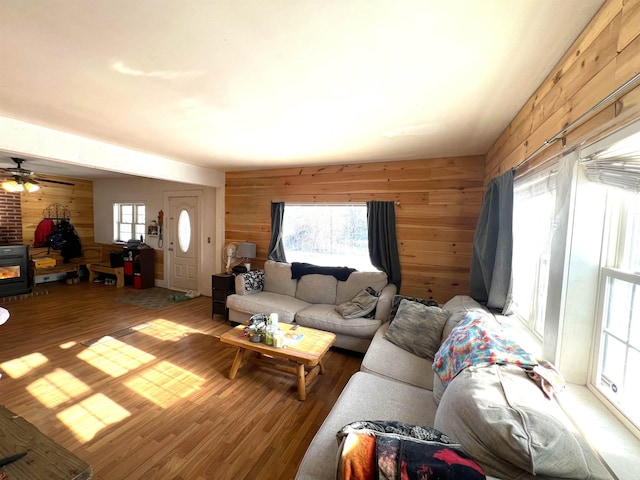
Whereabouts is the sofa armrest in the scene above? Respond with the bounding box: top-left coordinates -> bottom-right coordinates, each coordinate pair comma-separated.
234,270 -> 265,295
374,283 -> 397,322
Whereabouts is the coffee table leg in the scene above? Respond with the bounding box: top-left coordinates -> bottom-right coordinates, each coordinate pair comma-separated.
229,347 -> 245,379
296,364 -> 306,401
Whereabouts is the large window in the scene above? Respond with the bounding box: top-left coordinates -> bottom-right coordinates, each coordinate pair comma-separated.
113,203 -> 145,242
593,188 -> 640,430
509,119 -> 640,434
511,167 -> 557,337
282,204 -> 376,271
582,122 -> 640,433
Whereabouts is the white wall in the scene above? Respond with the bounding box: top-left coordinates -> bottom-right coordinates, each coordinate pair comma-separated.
93,177 -> 220,296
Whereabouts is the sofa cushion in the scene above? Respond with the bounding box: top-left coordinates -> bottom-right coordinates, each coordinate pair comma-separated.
296,304 -> 382,338
434,364 -> 607,479
442,295 -> 496,342
336,287 -> 379,319
432,373 -> 445,405
389,294 -> 439,321
263,260 -> 297,297
336,270 -> 388,305
384,300 -> 450,360
440,310 -> 472,344
361,322 -> 435,389
441,294 -> 488,313
296,274 -> 337,304
440,295 -> 491,341
226,291 -> 309,323
295,372 -> 438,480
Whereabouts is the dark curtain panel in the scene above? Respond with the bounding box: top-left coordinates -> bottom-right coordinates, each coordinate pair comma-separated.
367,201 -> 401,290
267,202 -> 287,262
469,169 -> 514,313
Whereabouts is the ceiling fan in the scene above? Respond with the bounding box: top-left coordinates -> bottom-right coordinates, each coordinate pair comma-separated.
1,157 -> 75,193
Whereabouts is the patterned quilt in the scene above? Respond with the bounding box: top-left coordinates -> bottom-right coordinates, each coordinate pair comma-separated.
433,314 -> 538,387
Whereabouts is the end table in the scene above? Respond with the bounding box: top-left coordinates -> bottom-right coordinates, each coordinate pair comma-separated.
212,273 -> 235,319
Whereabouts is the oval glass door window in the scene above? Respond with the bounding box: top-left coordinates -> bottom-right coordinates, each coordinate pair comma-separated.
178,209 -> 191,252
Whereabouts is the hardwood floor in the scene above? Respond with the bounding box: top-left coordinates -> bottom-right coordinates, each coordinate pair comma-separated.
0,281 -> 362,479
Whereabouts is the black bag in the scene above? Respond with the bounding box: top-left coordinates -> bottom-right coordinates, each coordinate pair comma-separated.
110,252 -> 124,268
57,220 -> 82,262
48,232 -> 66,250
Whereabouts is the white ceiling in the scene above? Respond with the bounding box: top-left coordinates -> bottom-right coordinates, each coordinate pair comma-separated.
0,1 -> 604,179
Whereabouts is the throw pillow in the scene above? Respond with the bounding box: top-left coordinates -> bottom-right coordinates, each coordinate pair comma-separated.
383,299 -> 450,360
434,364 -> 594,479
389,294 -> 439,321
336,420 -> 485,480
240,270 -> 264,293
335,287 -> 379,319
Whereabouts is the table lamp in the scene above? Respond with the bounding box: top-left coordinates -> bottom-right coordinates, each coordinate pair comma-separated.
237,242 -> 256,271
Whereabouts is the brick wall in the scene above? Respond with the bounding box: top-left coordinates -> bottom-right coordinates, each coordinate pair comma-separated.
0,190 -> 23,245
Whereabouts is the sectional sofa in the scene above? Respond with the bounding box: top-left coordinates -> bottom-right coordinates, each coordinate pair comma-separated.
226,260 -> 397,353
295,295 -> 612,480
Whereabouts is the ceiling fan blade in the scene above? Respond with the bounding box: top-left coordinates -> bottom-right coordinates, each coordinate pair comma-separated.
35,177 -> 75,186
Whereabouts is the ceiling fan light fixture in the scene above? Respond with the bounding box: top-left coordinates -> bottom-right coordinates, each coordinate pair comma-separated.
2,180 -> 24,192
24,182 -> 40,193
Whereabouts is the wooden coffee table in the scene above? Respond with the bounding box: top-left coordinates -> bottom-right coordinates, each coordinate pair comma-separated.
220,323 -> 336,401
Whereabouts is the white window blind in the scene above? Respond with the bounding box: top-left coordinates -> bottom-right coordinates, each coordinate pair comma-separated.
581,123 -> 640,192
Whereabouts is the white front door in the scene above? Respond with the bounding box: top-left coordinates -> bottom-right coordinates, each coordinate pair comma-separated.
168,196 -> 198,291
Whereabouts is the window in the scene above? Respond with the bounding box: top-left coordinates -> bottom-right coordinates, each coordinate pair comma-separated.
511,167 -> 557,337
178,209 -> 191,253
113,203 -> 145,242
282,204 -> 376,271
593,189 -> 640,430
509,119 -> 640,450
583,121 -> 640,432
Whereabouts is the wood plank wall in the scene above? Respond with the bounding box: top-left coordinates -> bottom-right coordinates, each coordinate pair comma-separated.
14,173 -> 165,281
16,174 -> 96,247
485,0 -> 640,181
225,157 -> 484,303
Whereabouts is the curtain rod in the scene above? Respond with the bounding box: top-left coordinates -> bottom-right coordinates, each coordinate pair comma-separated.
514,72 -> 640,171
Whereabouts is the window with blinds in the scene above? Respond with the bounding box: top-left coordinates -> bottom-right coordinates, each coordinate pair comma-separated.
581,119 -> 640,432
581,123 -> 640,192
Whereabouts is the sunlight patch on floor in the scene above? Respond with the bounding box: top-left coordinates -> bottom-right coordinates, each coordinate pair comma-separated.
57,393 -> 130,443
77,338 -> 155,377
136,318 -> 201,341
124,360 -> 205,408
26,368 -> 92,408
0,352 -> 48,378
59,341 -> 77,349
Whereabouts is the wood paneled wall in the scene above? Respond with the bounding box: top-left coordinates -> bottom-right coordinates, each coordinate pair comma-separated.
225,157 -> 484,303
486,0 -> 640,181
10,174 -> 96,248
15,174 -> 166,281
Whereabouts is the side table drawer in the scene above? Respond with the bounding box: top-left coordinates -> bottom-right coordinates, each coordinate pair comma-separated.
211,273 -> 235,319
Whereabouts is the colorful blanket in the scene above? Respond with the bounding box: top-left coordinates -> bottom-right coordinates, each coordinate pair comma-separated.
433,314 -> 538,387
337,421 -> 486,480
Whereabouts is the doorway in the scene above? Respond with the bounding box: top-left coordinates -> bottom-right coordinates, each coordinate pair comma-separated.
167,196 -> 199,292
